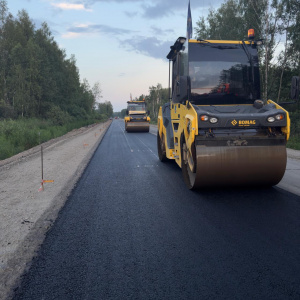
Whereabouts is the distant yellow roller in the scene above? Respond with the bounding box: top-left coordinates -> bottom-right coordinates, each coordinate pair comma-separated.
125,99 -> 150,133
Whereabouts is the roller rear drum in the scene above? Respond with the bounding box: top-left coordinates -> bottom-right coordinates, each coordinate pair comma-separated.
126,122 -> 149,132
182,144 -> 287,189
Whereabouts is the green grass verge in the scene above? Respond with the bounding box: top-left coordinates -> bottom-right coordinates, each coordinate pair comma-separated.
287,136 -> 300,150
0,118 -> 105,160
1,117 -> 299,161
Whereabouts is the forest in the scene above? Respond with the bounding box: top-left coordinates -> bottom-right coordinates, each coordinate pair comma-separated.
0,0 -> 299,159
135,0 -> 299,149
0,0 -> 113,159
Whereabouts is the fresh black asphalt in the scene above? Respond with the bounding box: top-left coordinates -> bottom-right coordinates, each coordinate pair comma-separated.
14,120 -> 300,299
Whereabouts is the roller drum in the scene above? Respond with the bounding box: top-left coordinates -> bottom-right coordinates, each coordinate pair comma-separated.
183,145 -> 287,188
126,122 -> 150,132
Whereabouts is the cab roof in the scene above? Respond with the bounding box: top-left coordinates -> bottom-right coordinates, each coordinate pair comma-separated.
189,39 -> 251,44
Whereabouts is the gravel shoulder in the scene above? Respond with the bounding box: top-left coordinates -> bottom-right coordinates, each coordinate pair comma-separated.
0,120 -> 111,300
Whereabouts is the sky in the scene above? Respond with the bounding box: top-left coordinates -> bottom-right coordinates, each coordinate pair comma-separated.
8,0 -> 223,112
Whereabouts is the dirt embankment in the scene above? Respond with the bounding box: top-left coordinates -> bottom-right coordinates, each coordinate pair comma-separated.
0,120 -> 111,300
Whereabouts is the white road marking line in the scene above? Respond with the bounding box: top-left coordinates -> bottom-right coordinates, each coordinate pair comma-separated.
136,136 -> 159,159
117,123 -> 133,152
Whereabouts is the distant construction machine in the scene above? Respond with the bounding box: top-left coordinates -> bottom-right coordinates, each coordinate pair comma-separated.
125,99 -> 150,132
157,29 -> 299,189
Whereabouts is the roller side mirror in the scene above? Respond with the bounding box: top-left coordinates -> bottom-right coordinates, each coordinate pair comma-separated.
291,76 -> 299,101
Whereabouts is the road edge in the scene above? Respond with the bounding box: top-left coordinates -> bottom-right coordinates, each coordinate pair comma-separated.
1,121 -> 112,300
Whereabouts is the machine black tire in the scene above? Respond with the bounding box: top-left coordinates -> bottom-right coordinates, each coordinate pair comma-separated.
181,139 -> 197,190
157,131 -> 167,162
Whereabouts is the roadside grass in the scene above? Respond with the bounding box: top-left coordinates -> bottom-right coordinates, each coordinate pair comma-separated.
1,116 -> 299,161
287,136 -> 300,150
0,118 -> 103,160
288,110 -> 300,150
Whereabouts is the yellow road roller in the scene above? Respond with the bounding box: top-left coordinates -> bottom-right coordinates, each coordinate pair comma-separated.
125,99 -> 150,132
157,31 -> 298,189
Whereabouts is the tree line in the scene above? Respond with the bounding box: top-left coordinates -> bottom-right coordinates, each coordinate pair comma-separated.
0,0 -> 113,124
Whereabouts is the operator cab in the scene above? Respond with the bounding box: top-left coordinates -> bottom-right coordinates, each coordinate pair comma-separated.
188,41 -> 261,105
168,36 -> 262,105
127,101 -> 146,114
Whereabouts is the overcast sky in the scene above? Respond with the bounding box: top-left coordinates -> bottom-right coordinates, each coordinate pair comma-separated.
8,0 -> 223,111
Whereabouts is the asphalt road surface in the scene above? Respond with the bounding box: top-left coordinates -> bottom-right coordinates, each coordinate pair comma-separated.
14,120 -> 300,299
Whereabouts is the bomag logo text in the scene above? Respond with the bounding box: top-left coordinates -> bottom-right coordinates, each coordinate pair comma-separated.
239,120 -> 256,125
231,119 -> 256,126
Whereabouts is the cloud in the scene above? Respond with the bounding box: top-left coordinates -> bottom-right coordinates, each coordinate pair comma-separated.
122,36 -> 173,60
124,11 -> 138,18
62,21 -> 173,60
51,2 -> 92,12
140,0 -> 203,19
62,32 -> 82,38
151,26 -> 174,36
84,0 -> 182,18
63,23 -> 135,38
81,0 -> 224,19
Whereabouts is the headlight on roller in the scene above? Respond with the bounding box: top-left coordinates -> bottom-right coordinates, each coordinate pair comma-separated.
200,115 -> 209,121
275,114 -> 284,121
267,116 -> 275,123
209,117 -> 218,124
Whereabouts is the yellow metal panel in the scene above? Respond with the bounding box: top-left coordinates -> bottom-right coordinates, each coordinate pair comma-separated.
267,100 -> 290,140
157,107 -> 163,137
188,39 -> 250,45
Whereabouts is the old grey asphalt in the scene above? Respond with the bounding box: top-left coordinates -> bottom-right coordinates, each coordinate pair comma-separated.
13,119 -> 300,299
